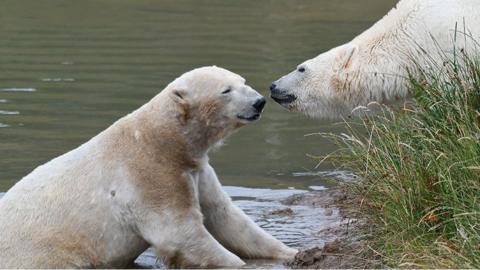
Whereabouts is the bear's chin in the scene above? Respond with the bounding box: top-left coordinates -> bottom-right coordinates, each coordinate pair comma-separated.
236,113 -> 260,122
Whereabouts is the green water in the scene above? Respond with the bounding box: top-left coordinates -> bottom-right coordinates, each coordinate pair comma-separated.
0,0 -> 397,192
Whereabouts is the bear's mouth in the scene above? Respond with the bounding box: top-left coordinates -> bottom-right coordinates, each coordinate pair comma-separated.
237,113 -> 261,122
271,94 -> 297,105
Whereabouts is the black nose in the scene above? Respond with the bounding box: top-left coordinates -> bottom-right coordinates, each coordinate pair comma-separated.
270,83 -> 277,91
253,97 -> 266,112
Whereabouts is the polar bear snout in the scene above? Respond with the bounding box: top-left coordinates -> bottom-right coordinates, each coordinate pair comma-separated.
236,94 -> 266,122
270,82 -> 297,107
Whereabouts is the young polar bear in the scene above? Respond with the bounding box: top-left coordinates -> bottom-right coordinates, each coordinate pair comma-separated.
270,0 -> 480,119
0,66 -> 297,268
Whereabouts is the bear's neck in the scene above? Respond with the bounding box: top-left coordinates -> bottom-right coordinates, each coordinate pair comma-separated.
130,100 -> 229,164
179,115 -> 237,158
346,4 -> 435,108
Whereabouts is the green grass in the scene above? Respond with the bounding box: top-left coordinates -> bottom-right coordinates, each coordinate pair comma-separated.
325,52 -> 480,268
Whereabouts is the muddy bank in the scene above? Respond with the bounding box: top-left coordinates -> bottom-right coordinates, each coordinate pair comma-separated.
282,186 -> 376,269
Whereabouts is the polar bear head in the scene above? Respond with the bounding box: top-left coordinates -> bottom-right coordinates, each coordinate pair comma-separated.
270,44 -> 367,119
163,66 -> 265,143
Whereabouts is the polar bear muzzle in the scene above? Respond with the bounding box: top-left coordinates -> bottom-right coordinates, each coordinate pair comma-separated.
269,83 -> 297,107
236,96 -> 266,122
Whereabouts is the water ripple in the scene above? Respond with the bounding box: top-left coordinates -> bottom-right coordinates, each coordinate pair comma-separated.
41,78 -> 75,82
309,185 -> 328,191
0,110 -> 19,115
0,88 -> 37,92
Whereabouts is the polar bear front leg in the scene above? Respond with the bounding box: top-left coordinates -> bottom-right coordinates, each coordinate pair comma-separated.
198,164 -> 298,260
137,210 -> 245,268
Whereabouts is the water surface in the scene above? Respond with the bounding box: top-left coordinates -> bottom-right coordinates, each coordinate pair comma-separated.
0,0 -> 396,191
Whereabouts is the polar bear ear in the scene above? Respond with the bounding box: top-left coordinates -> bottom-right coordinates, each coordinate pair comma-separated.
338,44 -> 358,70
170,89 -> 187,104
170,89 -> 190,123
170,89 -> 187,102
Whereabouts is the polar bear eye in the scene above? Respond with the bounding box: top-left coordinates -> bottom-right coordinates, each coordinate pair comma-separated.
221,88 -> 232,94
297,67 -> 306,73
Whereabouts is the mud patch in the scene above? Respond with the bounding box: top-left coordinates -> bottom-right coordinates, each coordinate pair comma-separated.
283,186 -> 374,269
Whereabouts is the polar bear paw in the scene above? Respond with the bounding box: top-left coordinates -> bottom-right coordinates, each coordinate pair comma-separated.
275,247 -> 299,261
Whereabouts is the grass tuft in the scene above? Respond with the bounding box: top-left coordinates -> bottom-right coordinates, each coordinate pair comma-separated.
325,50 -> 480,268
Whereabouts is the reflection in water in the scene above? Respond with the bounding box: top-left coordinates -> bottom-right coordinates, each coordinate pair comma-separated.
0,0 -> 396,191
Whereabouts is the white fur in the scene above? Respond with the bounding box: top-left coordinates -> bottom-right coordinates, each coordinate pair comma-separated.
197,161 -> 297,260
0,140 -> 148,268
0,66 -> 295,268
272,0 -> 480,119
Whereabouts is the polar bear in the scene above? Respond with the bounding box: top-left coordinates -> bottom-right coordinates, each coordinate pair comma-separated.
0,66 -> 297,268
270,0 -> 480,119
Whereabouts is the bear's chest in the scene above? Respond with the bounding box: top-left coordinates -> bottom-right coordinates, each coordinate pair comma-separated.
188,169 -> 202,206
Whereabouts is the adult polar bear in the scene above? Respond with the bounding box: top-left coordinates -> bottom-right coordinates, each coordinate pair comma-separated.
270,0 -> 480,118
0,67 -> 297,268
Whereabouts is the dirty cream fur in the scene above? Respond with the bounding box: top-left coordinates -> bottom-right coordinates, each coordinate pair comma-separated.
0,66 -> 297,268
